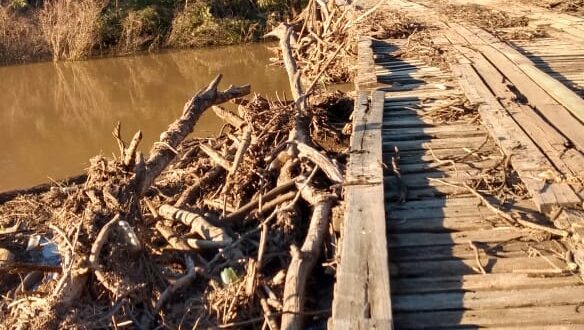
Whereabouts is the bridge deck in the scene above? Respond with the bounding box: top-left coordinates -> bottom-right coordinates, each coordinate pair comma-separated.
333,1 -> 584,328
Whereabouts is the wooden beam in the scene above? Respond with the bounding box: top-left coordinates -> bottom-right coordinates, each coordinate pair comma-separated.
332,90 -> 392,329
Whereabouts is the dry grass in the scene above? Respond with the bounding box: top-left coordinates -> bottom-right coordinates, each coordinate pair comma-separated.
0,5 -> 48,64
39,0 -> 105,61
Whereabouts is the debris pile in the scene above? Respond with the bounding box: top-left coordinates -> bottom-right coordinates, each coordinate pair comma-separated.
0,9 -> 355,328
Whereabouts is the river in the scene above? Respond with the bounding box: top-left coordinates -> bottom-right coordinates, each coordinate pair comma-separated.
0,43 -> 289,191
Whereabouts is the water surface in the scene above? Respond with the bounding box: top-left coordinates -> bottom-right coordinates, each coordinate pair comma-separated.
0,44 -> 289,190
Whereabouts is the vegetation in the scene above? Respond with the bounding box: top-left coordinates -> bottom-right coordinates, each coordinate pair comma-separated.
39,0 -> 105,61
0,0 -> 300,64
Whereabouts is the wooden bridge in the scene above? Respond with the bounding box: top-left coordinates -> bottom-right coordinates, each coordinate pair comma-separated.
332,0 -> 584,328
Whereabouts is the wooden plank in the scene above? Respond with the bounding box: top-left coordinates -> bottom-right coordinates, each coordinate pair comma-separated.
387,214 -> 497,233
450,61 -> 581,212
385,185 -> 468,200
365,90 -> 392,324
333,92 -> 369,324
392,256 -> 567,277
391,273 -> 581,294
393,285 -> 584,312
355,37 -> 377,88
383,135 -> 489,151
388,198 -> 539,216
332,89 -> 392,327
388,228 -> 530,247
394,305 -> 584,329
383,145 -> 499,163
389,241 -> 544,261
384,170 -> 480,189
389,158 -> 500,174
382,125 -> 486,140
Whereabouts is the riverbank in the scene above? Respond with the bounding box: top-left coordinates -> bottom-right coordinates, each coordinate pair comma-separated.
0,0 -> 297,65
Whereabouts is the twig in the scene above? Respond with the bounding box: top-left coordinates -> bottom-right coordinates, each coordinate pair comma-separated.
217,309 -> 331,329
123,130 -> 142,167
305,40 -> 347,95
158,205 -> 232,243
200,144 -> 232,171
429,179 -> 569,237
468,240 -> 487,274
154,264 -> 198,312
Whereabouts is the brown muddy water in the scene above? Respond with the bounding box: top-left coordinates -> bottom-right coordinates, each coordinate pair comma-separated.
0,43 -> 290,191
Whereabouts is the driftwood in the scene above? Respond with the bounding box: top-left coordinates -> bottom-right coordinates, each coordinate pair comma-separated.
42,76 -> 251,319
265,24 -> 308,118
199,144 -> 233,171
296,142 -> 343,183
122,130 -> 143,168
136,74 -> 250,195
281,185 -> 337,329
213,105 -> 246,129
154,263 -> 198,312
175,166 -> 224,207
265,23 -> 310,145
224,179 -> 298,222
158,205 -> 232,243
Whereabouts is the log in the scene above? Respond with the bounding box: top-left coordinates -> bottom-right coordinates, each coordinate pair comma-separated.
265,23 -> 308,117
136,74 -> 250,195
158,205 -> 232,243
281,189 -> 336,330
296,142 -> 343,183
264,23 -> 310,146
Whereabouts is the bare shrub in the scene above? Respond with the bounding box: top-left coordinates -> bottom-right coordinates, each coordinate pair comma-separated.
0,5 -> 48,64
39,0 -> 105,61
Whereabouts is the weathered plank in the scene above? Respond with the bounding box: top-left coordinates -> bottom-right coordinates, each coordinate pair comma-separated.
394,305 -> 584,329
450,24 -> 584,151
388,228 -> 530,247
392,256 -> 567,277
387,214 -> 497,233
391,273 -> 581,294
450,61 -> 581,212
389,241 -> 544,261
391,274 -> 580,294
393,285 -> 584,312
355,36 -> 378,88
450,42 -> 584,182
332,89 -> 392,328
383,135 -> 489,151
469,25 -> 584,123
